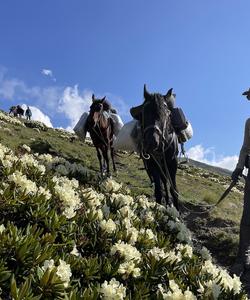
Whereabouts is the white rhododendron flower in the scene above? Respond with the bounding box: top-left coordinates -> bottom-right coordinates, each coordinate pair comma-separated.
20,154 -> 46,174
22,144 -> 31,152
158,281 -> 197,300
202,260 -> 219,278
8,171 -> 38,195
100,278 -> 126,300
38,153 -> 53,163
118,261 -> 141,279
136,195 -> 155,209
148,247 -> 168,260
53,176 -> 81,219
96,208 -> 104,220
102,178 -> 122,193
100,219 -> 117,234
126,226 -> 139,245
139,228 -> 156,241
42,259 -> 55,271
37,186 -> 51,200
70,244 -> 80,257
0,224 -> 5,233
0,111 -> 24,126
82,187 -> 104,207
56,259 -> 72,287
176,244 -> 193,258
118,205 -> 136,219
148,247 -> 180,264
111,241 -> 142,262
111,193 -> 134,208
142,210 -> 154,223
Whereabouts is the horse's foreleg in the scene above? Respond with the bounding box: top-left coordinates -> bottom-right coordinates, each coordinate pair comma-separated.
96,148 -> 103,175
161,177 -> 169,207
110,146 -> 116,172
154,176 -> 163,204
169,160 -> 179,211
102,146 -> 110,176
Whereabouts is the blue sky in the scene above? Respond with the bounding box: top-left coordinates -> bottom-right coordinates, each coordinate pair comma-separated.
1,0 -> 250,170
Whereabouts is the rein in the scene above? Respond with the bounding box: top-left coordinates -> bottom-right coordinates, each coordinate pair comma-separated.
150,150 -> 239,215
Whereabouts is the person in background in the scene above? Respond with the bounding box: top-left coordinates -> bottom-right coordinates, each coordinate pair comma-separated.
231,87 -> 250,295
25,106 -> 32,120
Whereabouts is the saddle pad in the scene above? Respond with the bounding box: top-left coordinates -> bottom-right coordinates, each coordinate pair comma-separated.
73,112 -> 88,140
113,120 -> 138,152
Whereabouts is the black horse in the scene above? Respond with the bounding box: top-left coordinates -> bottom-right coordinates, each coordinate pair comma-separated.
85,94 -> 116,176
130,85 -> 179,210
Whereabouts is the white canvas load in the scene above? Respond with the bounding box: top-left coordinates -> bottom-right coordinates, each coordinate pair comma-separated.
177,121 -> 193,143
113,120 -> 138,152
110,113 -> 124,136
73,112 -> 88,140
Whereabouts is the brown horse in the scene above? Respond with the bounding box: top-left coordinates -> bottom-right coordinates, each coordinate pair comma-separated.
85,94 -> 116,176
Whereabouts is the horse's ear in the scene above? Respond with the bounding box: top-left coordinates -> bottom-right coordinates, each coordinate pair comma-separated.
101,96 -> 106,102
92,94 -> 95,102
144,84 -> 150,99
166,88 -> 173,98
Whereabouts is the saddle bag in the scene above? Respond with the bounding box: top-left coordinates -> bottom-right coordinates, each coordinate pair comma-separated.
113,120 -> 139,152
110,113 -> 124,136
73,112 -> 88,140
171,108 -> 188,133
177,122 -> 193,143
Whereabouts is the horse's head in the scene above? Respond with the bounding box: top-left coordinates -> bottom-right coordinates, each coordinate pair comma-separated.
130,85 -> 172,153
89,94 -> 106,124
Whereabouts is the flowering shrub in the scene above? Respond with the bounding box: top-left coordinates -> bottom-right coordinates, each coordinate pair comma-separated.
24,120 -> 49,131
0,142 -> 247,299
0,111 -> 25,126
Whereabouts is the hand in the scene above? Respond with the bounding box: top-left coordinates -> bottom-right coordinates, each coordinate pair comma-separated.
231,168 -> 243,182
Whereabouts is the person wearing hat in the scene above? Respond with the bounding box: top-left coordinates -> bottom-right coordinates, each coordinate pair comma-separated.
231,88 -> 250,294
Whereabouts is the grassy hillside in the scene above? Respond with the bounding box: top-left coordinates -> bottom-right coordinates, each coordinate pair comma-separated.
0,111 -> 243,267
0,110 -> 247,298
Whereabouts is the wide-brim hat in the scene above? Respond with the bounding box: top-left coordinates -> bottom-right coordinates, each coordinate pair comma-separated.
242,88 -> 250,96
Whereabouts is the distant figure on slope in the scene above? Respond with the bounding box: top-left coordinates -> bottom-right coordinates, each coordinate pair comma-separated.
231,87 -> 250,295
25,106 -> 32,120
9,105 -> 24,117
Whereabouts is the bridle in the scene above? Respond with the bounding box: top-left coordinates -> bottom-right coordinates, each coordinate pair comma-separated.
89,104 -> 112,147
140,98 -> 174,159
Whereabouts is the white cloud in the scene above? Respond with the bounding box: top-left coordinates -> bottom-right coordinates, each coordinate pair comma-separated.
105,92 -> 130,118
186,144 -> 238,171
58,85 -> 92,131
41,69 -> 56,82
21,104 -> 53,127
